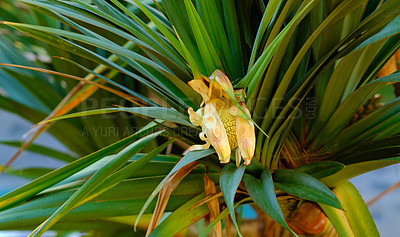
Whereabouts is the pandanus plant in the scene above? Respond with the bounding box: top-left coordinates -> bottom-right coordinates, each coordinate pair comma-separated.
1,0 -> 400,236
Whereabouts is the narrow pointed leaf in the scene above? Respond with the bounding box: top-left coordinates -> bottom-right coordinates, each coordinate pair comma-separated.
0,140 -> 77,163
131,0 -> 185,57
183,0 -> 222,74
135,149 -> 215,228
274,169 -> 342,209
248,0 -> 281,69
220,163 -> 245,236
311,72 -> 400,149
322,159 -> 400,188
4,167 -> 53,180
2,22 -> 165,71
80,139 -> 176,205
43,107 -> 194,127
355,15 -> 400,51
295,161 -> 345,179
29,131 -> 163,236
0,123 -> 158,211
243,169 -> 295,235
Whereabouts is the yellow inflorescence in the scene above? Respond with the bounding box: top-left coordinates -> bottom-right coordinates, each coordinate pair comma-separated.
216,101 -> 238,149
186,69 -> 255,166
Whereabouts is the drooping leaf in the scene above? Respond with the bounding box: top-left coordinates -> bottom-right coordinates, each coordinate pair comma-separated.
79,139 -> 176,205
244,169 -> 295,235
43,107 -> 194,127
220,163 -> 245,236
274,169 -> 342,209
3,167 -> 53,180
28,131 -> 163,236
322,159 -> 400,188
0,140 -> 77,163
0,173 -> 207,230
135,149 -> 215,228
0,122 -> 158,212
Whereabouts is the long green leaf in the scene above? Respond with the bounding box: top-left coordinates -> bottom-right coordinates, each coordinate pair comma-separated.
0,141 -> 76,163
3,167 -> 53,180
274,169 -> 342,209
0,174 -> 207,230
2,22 -> 169,106
247,0 -> 281,69
161,0 -> 207,73
321,181 -> 379,237
0,122 -> 157,211
79,139 -> 176,205
295,161 -> 345,179
355,15 -> 400,51
2,22 -> 166,72
332,135 -> 400,164
131,0 -> 185,59
44,107 -> 194,127
183,0 -> 222,74
28,131 -> 163,236
310,71 -> 400,150
243,169 -> 295,235
320,97 -> 400,154
220,163 -> 245,236
322,159 -> 400,188
221,0 -> 244,78
307,42 -> 383,143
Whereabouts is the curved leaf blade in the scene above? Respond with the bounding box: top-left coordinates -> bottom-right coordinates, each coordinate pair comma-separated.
135,149 -> 215,228
0,140 -> 77,163
148,194 -> 209,237
274,169 -> 342,209
220,163 -> 245,236
28,131 -> 163,236
244,169 -> 295,235
295,161 -> 345,179
43,107 -> 194,127
0,123 -> 158,211
321,181 -> 379,237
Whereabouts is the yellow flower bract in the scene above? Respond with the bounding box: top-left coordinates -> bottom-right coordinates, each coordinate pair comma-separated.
186,70 -> 256,166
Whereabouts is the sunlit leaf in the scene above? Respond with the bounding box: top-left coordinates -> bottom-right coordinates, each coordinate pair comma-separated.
43,107 -> 194,127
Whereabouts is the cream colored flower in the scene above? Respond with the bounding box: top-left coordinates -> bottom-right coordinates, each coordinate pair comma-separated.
186,70 -> 256,166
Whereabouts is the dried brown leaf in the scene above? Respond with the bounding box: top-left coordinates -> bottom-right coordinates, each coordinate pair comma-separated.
145,161 -> 198,236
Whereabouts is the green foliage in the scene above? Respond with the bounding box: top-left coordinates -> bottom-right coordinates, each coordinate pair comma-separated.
1,0 -> 400,236
220,163 -> 245,235
244,168 -> 294,235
